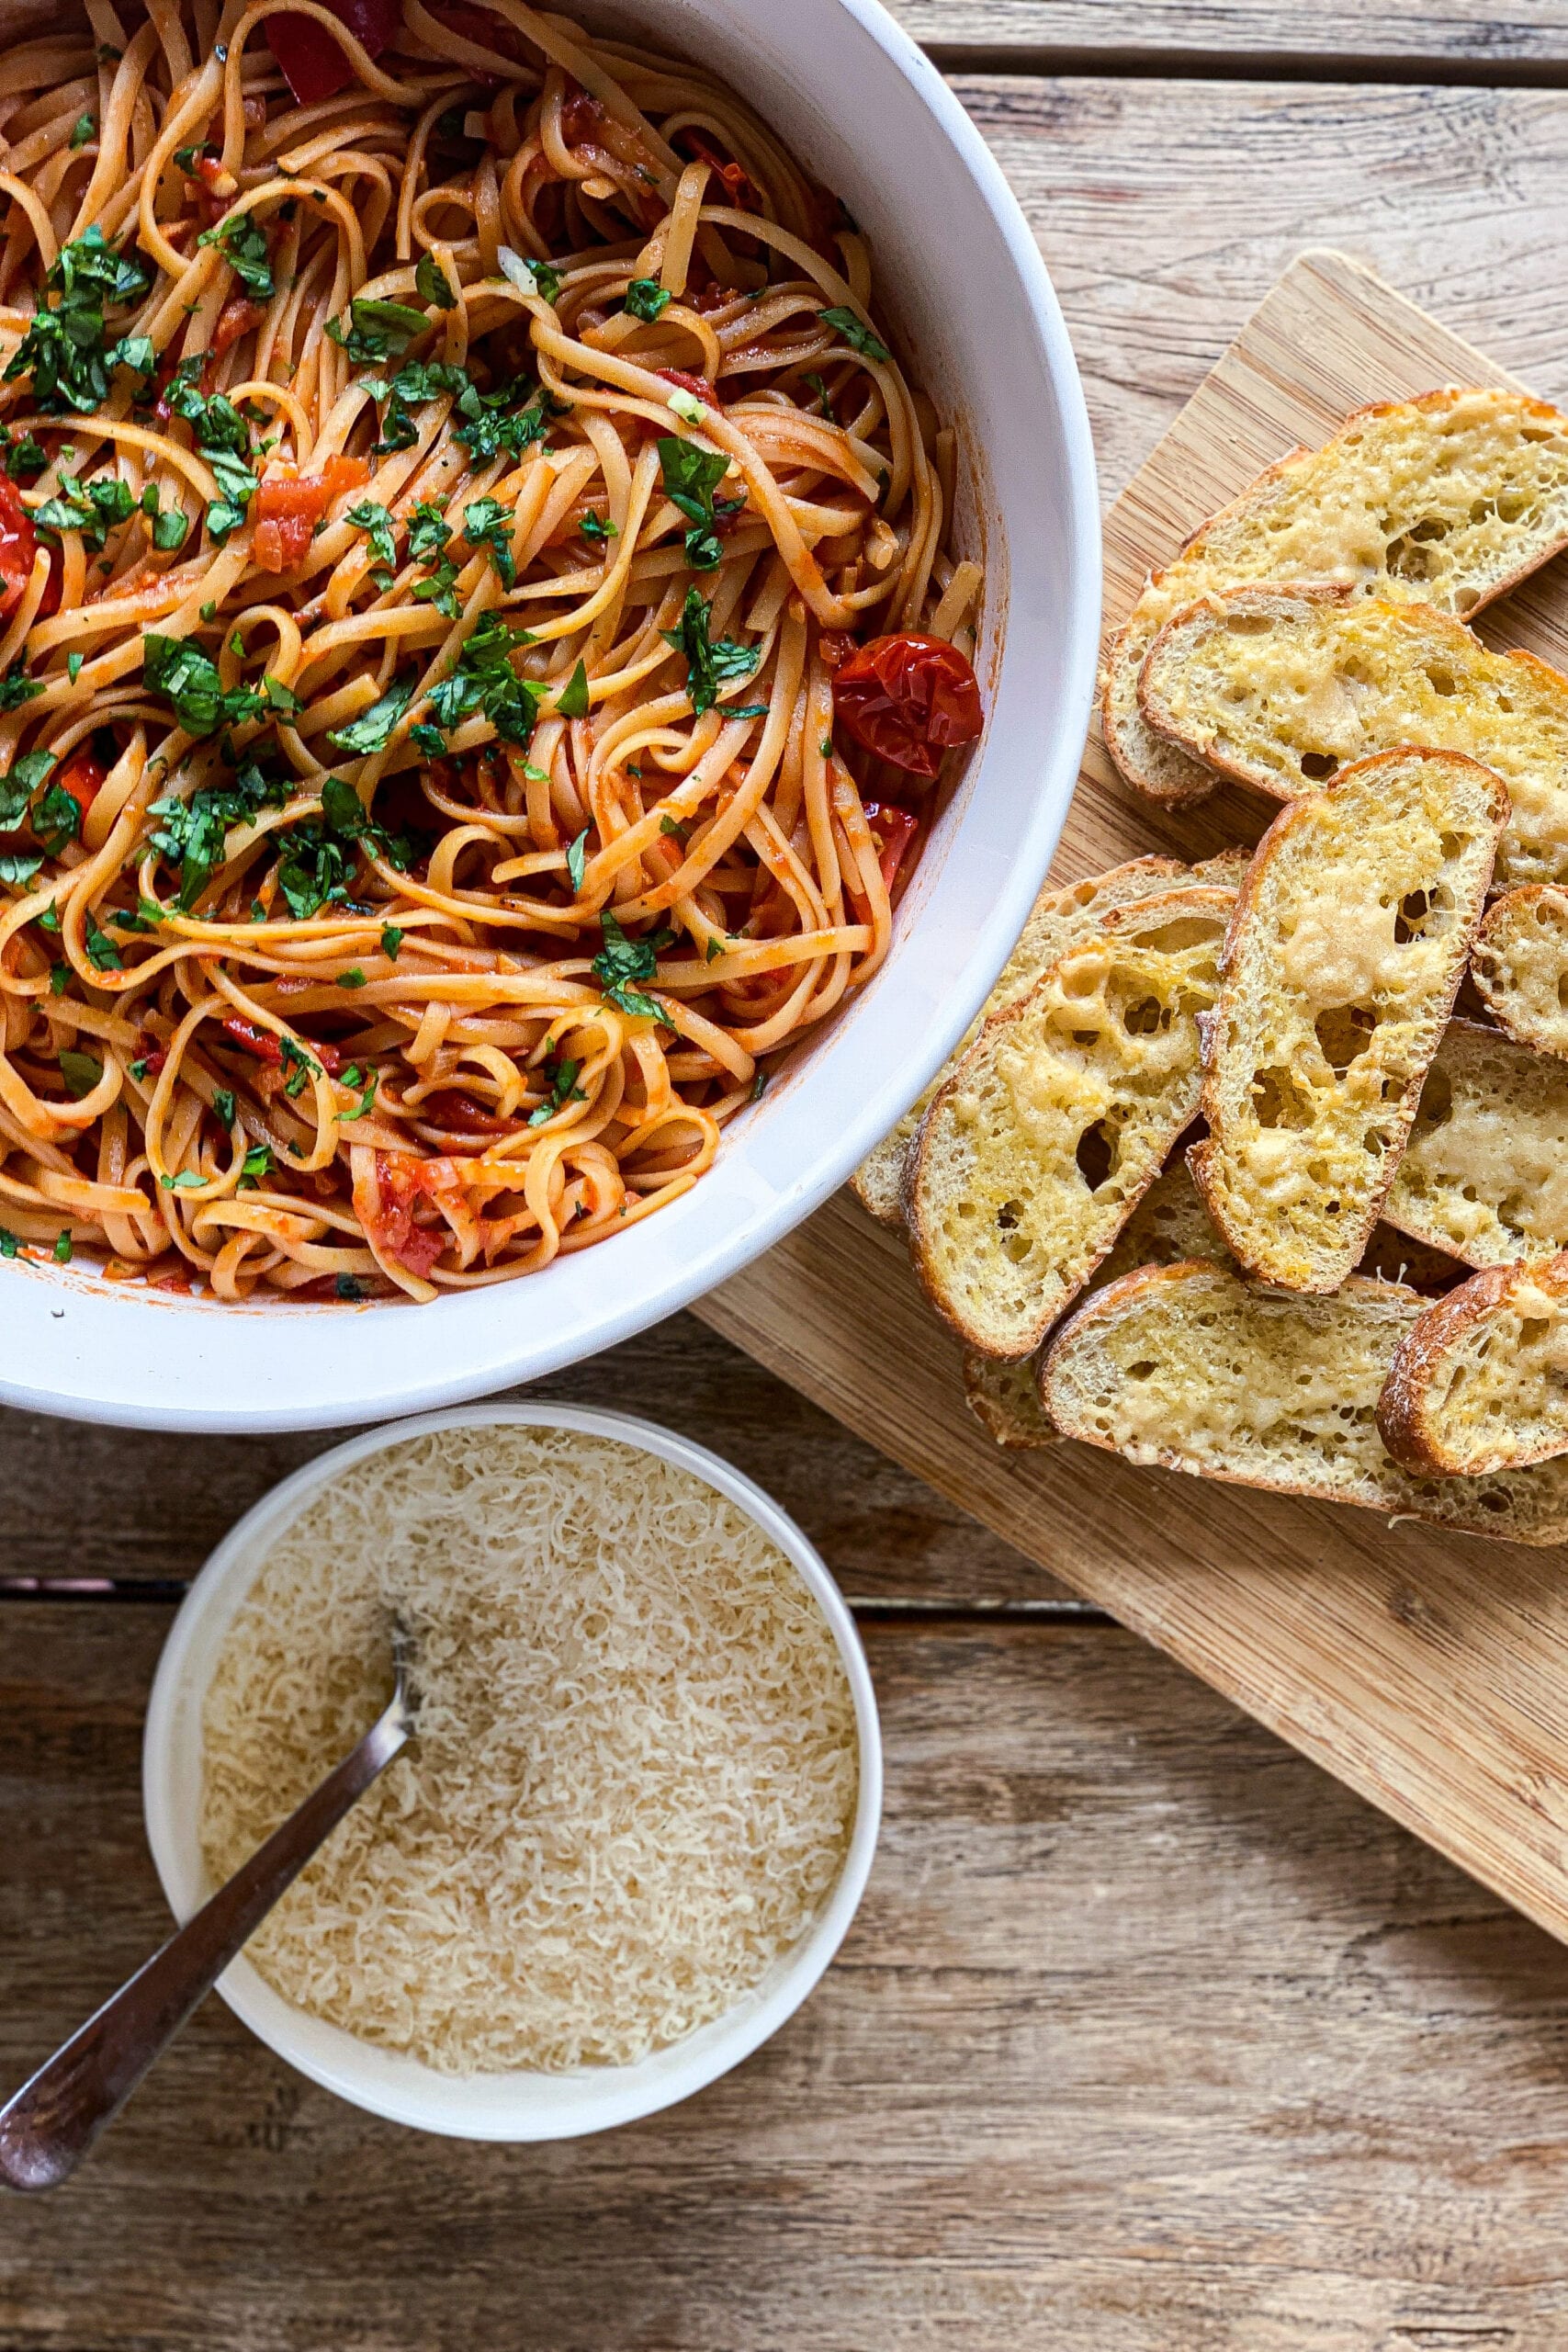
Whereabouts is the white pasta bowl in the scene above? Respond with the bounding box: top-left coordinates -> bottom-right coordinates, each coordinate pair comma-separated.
0,0 -> 1099,1430
142,1402 -> 884,2139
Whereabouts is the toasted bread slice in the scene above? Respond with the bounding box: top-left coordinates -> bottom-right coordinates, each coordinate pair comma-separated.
1190,749 -> 1505,1291
1382,1019 -> 1568,1268
1138,584 -> 1568,892
1378,1254 -> 1568,1476
1101,387 -> 1568,808
851,853 -> 1220,1227
908,888 -> 1231,1358
1040,1259 -> 1568,1544
960,1155 -> 1234,1448
1472,885 -> 1568,1058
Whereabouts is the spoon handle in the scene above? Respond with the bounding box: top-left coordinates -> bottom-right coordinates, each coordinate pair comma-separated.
0,1694 -> 410,2193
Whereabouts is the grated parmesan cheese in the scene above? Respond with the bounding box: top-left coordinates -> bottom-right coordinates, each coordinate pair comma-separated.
198,1425 -> 859,2075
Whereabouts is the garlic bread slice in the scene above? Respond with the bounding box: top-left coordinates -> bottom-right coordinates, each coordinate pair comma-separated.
1383,1019 -> 1568,1269
1379,1254 -> 1568,1476
1191,748 -> 1505,1291
1139,583 -> 1568,892
1101,386 -> 1568,808
1472,884 -> 1568,1059
1041,1260 -> 1568,1544
908,888 -> 1231,1357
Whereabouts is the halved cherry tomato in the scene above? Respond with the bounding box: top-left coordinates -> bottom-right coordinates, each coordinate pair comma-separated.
266,0 -> 400,105
861,802 -> 919,894
830,631 -> 983,780
253,454 -> 369,573
221,1015 -> 283,1065
364,1151 -> 453,1276
656,367 -> 721,413
0,474 -> 43,618
52,745 -> 108,820
211,295 -> 265,360
676,128 -> 760,215
560,85 -> 606,146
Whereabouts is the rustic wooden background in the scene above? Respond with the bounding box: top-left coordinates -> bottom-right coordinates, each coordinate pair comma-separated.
11,6 -> 1568,2346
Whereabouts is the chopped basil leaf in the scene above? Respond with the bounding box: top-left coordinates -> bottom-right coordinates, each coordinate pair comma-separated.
557,659 -> 590,718
161,1168 -> 206,1190
84,916 -> 122,969
0,853 -> 42,887
212,1087 -> 236,1129
280,1035 -> 319,1098
819,305 -> 889,364
326,670 -> 415,755
705,934 -> 722,961
527,1055 -> 586,1125
657,434 -> 744,570
197,210 -> 274,300
424,612 -> 541,746
623,277 -> 671,322
69,112 -> 96,149
65,651 -> 83,684
461,494 -> 515,587
52,1228 -> 72,1262
152,505 -> 188,550
3,226 -> 150,415
239,1142 -> 272,1185
149,758 -> 290,909
0,1227 -> 17,1257
58,1048 -> 101,1097
336,967 -> 367,988
415,252 -> 456,308
327,296 -> 429,366
32,781 -> 83,855
660,814 -> 690,843
660,584 -> 760,716
0,666 -> 43,711
346,500 -> 397,573
592,909 -> 671,1022
143,632 -> 264,738
50,962 -> 69,994
336,1272 -> 366,1300
381,923 -> 404,958
579,510 -> 617,543
566,827 -> 588,892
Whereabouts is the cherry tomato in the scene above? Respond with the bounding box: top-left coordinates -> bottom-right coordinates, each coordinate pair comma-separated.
266,0 -> 400,107
53,745 -> 108,819
253,454 -> 368,573
0,473 -> 42,617
420,1088 -> 514,1135
861,802 -> 919,894
831,631 -> 983,780
221,1015 -> 284,1065
363,1151 -> 455,1277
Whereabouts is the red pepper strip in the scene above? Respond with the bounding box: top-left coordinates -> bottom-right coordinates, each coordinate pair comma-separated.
656,367 -> 722,412
221,1015 -> 283,1065
265,0 -> 400,106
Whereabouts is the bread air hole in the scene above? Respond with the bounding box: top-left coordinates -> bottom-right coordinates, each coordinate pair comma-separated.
1519,1317 -> 1551,1348
1414,1064 -> 1453,1129
1299,751 -> 1339,781
1122,996 -> 1172,1036
1253,1065 -> 1314,1129
1074,1121 -> 1116,1191
1424,664 -> 1460,696
1314,1002 -> 1378,1074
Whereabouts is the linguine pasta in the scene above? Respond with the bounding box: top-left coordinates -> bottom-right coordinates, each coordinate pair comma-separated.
0,0 -> 984,1301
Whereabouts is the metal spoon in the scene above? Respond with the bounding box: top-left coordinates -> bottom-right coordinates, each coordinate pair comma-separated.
0,1625 -> 418,2193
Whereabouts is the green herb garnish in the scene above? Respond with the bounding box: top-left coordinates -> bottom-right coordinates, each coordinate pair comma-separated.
819,305 -> 889,364
660,584 -> 760,716
592,909 -> 671,1023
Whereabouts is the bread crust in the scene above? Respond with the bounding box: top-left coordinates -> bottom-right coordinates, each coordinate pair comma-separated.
1377,1252 -> 1568,1476
1190,747 -> 1506,1291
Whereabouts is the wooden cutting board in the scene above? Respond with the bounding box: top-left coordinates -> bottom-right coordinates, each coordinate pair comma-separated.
694,247 -> 1568,1943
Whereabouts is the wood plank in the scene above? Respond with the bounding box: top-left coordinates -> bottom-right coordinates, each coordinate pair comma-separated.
0,1309 -> 1053,1607
962,74 -> 1568,499
697,248 -> 1568,1951
888,0 -> 1568,72
7,1603 -> 1568,2350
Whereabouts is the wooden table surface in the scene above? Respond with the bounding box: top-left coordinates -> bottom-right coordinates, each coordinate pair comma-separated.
11,8 -> 1568,2346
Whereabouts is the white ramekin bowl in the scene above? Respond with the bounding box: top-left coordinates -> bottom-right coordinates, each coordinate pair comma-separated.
141,1403 -> 884,2140
0,0 -> 1100,1429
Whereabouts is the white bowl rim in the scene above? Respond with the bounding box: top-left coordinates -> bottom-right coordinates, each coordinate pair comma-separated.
0,0 -> 1100,1433
141,1401 -> 885,2140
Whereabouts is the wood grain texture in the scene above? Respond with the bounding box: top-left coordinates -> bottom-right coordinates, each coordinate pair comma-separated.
0,1310 -> 1052,1605
888,0 -> 1568,71
964,75 -> 1568,497
8,1603 -> 1568,2352
696,251 -> 1568,1947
